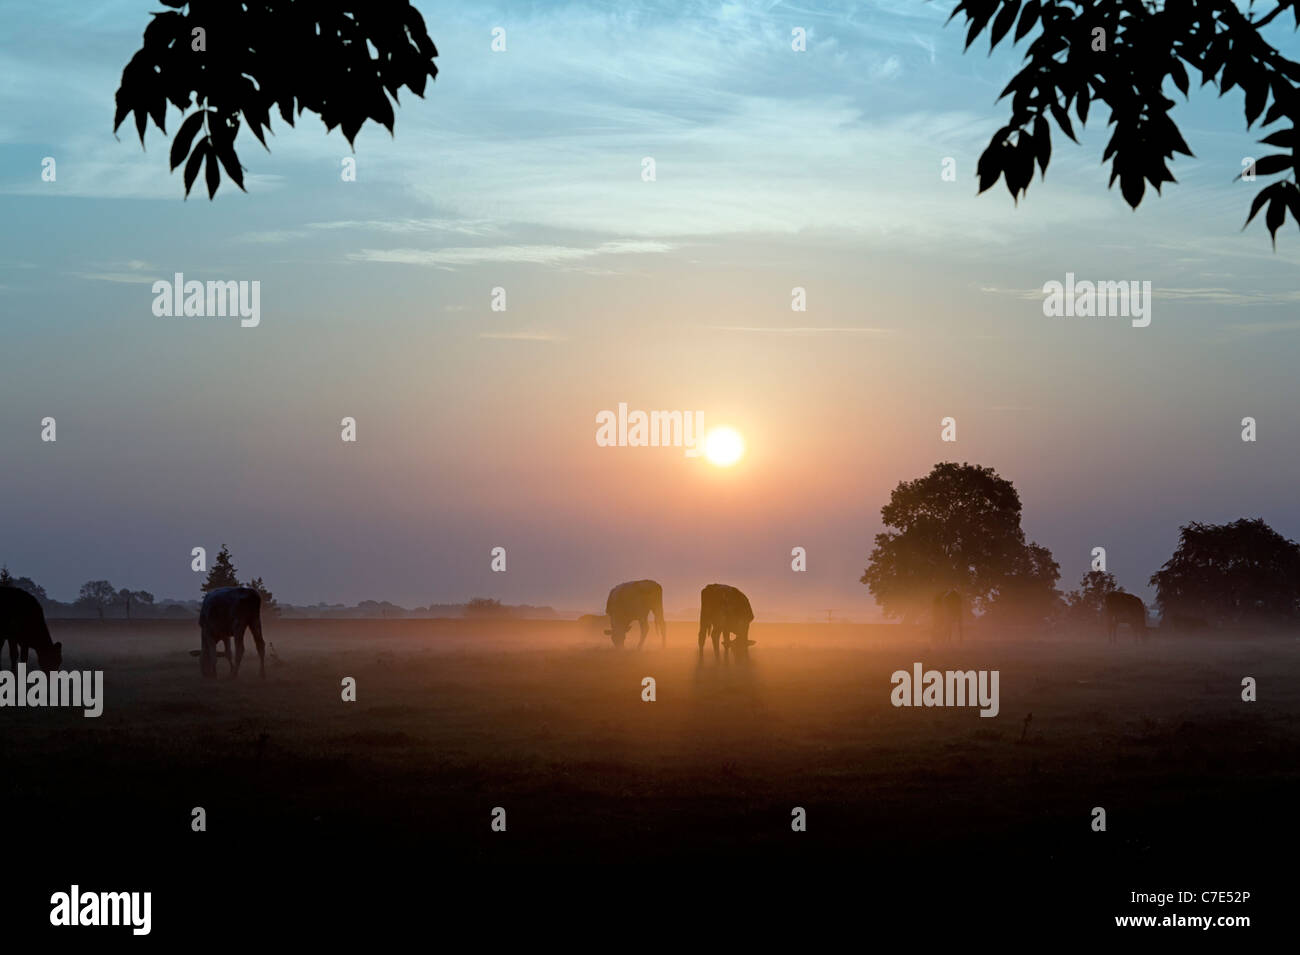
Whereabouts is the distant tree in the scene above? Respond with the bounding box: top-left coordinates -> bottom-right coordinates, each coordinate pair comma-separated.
0,566 -> 12,587
946,0 -> 1300,245
245,576 -> 280,617
119,588 -> 155,620
78,580 -> 118,620
860,462 -> 1057,622
1150,517 -> 1300,625
201,545 -> 240,594
463,597 -> 509,618
1062,569 -> 1120,624
114,1 -> 439,198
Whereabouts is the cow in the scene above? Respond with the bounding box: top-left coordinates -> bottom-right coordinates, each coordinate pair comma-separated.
0,586 -> 62,672
199,586 -> 265,678
933,590 -> 962,643
698,583 -> 755,659
604,580 -> 666,649
1104,591 -> 1147,643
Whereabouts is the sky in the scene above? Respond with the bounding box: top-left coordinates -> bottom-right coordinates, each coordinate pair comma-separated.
2,1 -> 1300,617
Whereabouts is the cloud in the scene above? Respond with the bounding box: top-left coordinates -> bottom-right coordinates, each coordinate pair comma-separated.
347,240 -> 675,268
478,331 -> 565,342
705,325 -> 894,336
71,260 -> 157,283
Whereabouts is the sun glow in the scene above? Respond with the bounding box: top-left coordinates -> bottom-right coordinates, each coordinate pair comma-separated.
704,427 -> 745,467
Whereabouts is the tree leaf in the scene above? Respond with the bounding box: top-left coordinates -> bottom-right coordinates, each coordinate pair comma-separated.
183,137 -> 207,198
205,147 -> 221,199
169,110 -> 206,171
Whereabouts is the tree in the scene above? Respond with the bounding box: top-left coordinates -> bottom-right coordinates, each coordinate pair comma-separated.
2,570 -> 49,604
946,0 -> 1300,245
1149,517 -> 1300,625
114,1 -> 439,198
985,539 -> 1063,625
464,597 -> 509,618
1062,569 -> 1120,624
245,576 -> 280,617
78,580 -> 118,620
860,462 -> 1059,622
119,589 -> 155,620
202,545 -> 240,593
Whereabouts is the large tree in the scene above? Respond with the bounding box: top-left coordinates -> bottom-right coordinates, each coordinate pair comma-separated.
1149,517 -> 1300,625
860,462 -> 1059,623
947,0 -> 1300,245
114,1 -> 439,198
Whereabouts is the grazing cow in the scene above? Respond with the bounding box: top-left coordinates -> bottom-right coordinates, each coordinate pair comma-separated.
199,587 -> 265,678
698,583 -> 755,659
604,580 -> 666,649
933,590 -> 963,643
1104,591 -> 1147,643
0,586 -> 62,672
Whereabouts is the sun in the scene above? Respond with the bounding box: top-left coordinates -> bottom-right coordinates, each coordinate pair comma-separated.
704,426 -> 745,467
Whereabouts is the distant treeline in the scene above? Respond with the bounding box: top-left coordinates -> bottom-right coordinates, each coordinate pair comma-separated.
0,563 -> 553,623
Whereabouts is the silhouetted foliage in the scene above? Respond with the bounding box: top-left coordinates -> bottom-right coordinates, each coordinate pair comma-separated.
946,0 -> 1300,245
463,597 -> 510,618
1062,569 -> 1119,623
201,544 -> 240,593
984,539 -> 1062,625
118,588 -> 155,620
114,1 -> 439,198
78,580 -> 118,619
860,462 -> 1059,622
245,576 -> 280,616
1149,517 -> 1300,625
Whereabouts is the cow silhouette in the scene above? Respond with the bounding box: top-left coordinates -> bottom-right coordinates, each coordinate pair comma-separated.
199,586 -> 265,678
604,580 -> 666,649
1104,591 -> 1147,642
0,586 -> 62,672
933,590 -> 963,643
698,583 -> 755,659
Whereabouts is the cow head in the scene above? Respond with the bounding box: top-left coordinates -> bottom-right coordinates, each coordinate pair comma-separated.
37,641 -> 63,672
604,619 -> 630,647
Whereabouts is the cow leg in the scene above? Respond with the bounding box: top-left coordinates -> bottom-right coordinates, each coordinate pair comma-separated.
6,638 -> 15,671
711,628 -> 721,658
223,637 -> 235,675
233,625 -> 246,677
249,617 -> 266,677
698,621 -> 708,657
200,627 -> 216,678
635,616 -> 648,649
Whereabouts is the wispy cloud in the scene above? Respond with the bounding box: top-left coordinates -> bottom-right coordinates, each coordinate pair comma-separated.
236,218 -> 501,244
981,284 -> 1300,306
347,240 -> 675,268
71,260 -> 157,283
705,325 -> 894,336
478,331 -> 565,342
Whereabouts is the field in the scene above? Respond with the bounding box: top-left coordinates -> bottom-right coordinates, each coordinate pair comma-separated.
7,617 -> 1295,931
